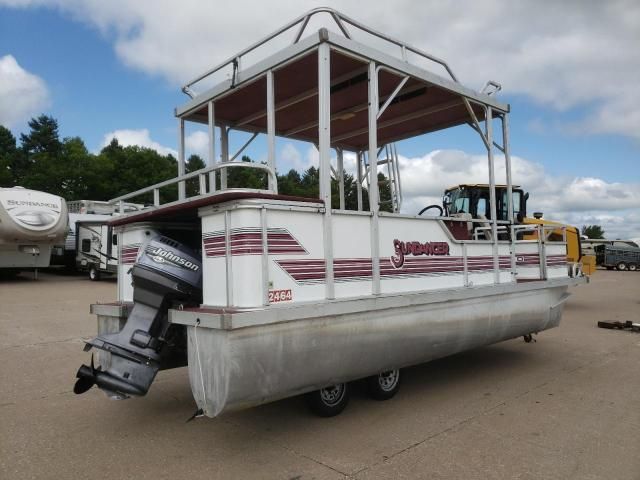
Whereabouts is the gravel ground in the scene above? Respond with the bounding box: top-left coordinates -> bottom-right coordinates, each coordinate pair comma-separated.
1,269 -> 638,479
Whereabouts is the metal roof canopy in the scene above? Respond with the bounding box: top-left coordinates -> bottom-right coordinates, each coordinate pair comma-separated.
176,29 -> 509,152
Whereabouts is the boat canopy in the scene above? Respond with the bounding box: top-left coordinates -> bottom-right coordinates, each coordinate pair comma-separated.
176,8 -> 508,152
112,7 -> 515,241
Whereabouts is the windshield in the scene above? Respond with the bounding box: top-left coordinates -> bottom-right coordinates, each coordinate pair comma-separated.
499,190 -> 523,220
446,187 -> 525,221
447,188 -> 470,215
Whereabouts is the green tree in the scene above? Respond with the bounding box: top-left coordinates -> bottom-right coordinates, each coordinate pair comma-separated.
212,156 -> 394,212
58,137 -> 97,199
278,169 -> 305,197
186,154 -> 206,172
581,225 -> 605,239
19,115 -> 66,194
20,115 -> 62,156
185,154 -> 207,197
223,155 -> 269,189
5,115 -> 396,212
95,139 -> 179,203
0,125 -> 17,186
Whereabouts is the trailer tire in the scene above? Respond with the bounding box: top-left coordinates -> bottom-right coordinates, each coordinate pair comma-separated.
89,266 -> 101,281
305,383 -> 349,417
366,369 -> 401,401
616,262 -> 627,271
628,263 -> 637,272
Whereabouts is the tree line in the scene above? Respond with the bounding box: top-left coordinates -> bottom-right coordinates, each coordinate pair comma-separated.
0,115 -> 390,210
581,225 -> 605,239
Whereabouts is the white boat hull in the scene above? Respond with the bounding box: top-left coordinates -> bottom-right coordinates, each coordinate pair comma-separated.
175,280 -> 573,417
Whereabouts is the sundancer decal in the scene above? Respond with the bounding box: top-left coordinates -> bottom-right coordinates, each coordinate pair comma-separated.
391,240 -> 450,268
0,190 -> 63,231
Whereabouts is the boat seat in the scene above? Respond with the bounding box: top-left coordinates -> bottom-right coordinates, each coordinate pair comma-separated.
451,212 -> 473,234
444,213 -> 473,240
476,214 -> 493,240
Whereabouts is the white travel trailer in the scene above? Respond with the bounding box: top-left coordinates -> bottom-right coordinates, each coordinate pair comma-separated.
75,218 -> 118,280
0,186 -> 68,272
74,9 -> 587,417
57,201 -> 143,269
67,199 -> 144,215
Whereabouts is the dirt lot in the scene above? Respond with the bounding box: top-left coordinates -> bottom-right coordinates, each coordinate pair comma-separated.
1,270 -> 639,479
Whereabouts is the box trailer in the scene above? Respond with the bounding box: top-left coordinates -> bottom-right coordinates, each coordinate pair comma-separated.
595,244 -> 640,271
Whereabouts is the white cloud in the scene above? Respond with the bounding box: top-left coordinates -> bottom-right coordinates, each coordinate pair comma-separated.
305,146 -> 319,169
0,55 -> 50,128
100,128 -> 177,156
279,142 -> 304,171
2,1 -> 639,138
185,130 -> 209,160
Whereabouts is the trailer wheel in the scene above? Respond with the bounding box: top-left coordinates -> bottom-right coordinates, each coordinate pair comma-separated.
306,383 -> 349,417
366,369 -> 401,401
89,266 -> 101,281
628,264 -> 637,272
616,262 -> 627,271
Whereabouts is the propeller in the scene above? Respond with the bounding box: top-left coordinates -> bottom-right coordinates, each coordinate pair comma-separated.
73,354 -> 100,395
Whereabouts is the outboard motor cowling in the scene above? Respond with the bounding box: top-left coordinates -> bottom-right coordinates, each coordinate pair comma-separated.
74,235 -> 202,398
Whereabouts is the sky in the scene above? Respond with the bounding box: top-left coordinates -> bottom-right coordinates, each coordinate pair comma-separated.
0,0 -> 638,241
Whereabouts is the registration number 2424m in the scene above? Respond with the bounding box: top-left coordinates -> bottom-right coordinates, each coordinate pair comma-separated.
268,289 -> 293,303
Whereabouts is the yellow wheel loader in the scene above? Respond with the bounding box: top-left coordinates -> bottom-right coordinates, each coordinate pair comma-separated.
435,184 -> 595,275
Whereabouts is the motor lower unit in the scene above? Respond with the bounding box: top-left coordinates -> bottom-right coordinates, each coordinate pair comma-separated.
74,235 -> 202,398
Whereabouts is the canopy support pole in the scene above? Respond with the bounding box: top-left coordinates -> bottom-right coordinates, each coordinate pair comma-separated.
486,107 -> 499,283
220,127 -> 229,190
207,101 -> 216,192
178,119 -> 186,200
266,70 -> 277,193
368,61 -> 381,295
318,42 -> 334,299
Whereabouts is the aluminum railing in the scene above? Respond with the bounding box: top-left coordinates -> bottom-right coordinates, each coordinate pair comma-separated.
109,161 -> 277,212
511,223 -> 576,279
181,7 -> 465,97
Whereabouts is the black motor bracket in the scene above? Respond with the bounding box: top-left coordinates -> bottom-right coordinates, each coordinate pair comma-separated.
74,235 -> 202,398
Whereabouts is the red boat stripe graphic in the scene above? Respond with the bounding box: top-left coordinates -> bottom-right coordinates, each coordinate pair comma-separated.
121,245 -> 140,264
276,256 -> 515,284
202,228 -> 565,281
203,228 -> 306,257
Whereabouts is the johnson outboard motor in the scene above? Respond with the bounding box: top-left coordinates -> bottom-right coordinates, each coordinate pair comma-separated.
74,235 -> 202,398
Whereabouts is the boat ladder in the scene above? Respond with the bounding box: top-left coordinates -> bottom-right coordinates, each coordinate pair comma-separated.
359,143 -> 403,213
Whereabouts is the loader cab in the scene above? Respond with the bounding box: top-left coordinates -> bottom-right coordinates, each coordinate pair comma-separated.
444,184 -> 528,222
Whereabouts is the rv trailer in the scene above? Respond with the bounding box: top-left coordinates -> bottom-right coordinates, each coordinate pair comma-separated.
0,186 -> 68,273
75,219 -> 119,280
67,199 -> 144,215
57,213 -> 112,268
74,8 -> 588,417
58,200 -> 144,270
